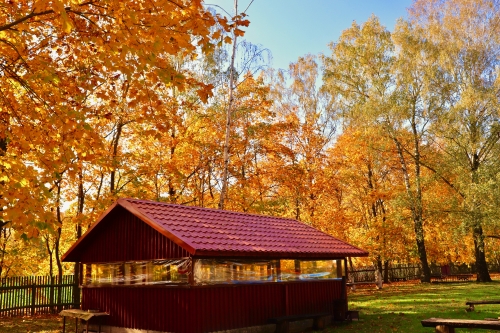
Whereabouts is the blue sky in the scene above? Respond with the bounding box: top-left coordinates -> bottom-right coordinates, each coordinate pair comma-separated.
206,0 -> 414,70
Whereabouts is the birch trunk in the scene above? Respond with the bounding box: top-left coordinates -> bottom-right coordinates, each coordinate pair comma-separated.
218,0 -> 238,210
393,135 -> 431,282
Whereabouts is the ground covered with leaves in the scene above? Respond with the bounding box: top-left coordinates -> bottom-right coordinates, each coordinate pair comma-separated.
327,281 -> 500,333
1,282 -> 500,332
0,314 -> 62,333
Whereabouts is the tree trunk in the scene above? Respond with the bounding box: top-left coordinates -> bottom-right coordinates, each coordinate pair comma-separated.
219,0 -> 239,210
474,225 -> 491,282
44,236 -> 55,313
110,121 -> 123,194
54,181 -> 64,311
54,226 -> 63,312
73,170 -> 84,308
470,156 -> 492,282
383,260 -> 390,284
0,136 -> 7,244
0,137 -> 6,155
414,214 -> 431,282
0,228 -> 11,278
45,237 -> 54,278
393,136 -> 431,282
375,258 -> 383,289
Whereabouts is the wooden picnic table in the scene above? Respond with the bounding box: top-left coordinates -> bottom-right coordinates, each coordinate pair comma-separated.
59,309 -> 109,333
422,317 -> 500,332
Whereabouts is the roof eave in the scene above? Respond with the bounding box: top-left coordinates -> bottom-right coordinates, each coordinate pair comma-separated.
193,250 -> 369,259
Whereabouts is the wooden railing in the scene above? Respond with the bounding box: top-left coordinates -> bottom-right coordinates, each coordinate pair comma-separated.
0,275 -> 79,316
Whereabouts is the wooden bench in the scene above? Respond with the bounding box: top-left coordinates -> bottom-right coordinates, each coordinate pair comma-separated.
466,299 -> 500,311
421,317 -> 500,332
269,312 -> 330,333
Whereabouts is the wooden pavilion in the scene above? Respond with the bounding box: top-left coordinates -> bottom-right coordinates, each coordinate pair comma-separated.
62,198 -> 368,333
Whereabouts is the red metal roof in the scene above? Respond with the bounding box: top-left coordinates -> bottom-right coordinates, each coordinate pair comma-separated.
63,198 -> 368,261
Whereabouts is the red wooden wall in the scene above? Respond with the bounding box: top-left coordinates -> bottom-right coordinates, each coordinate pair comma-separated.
74,206 -> 191,263
82,279 -> 344,333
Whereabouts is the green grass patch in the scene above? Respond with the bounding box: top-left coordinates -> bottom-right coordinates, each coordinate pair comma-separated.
326,282 -> 500,333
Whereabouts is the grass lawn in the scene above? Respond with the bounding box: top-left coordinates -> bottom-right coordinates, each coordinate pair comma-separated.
326,281 -> 500,333
1,282 -> 500,332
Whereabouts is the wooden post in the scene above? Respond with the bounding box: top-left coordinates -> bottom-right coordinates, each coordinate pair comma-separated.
73,263 -> 82,308
118,264 -> 125,285
85,265 -> 92,286
75,266 -> 82,308
142,263 -> 147,284
344,258 -> 348,278
294,260 -> 301,278
436,325 -> 455,333
336,259 -> 343,278
30,284 -> 36,316
130,264 -> 136,285
189,259 -> 195,286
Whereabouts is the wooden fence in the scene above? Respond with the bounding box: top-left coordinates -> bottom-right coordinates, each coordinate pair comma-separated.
348,263 -> 500,282
0,275 -> 79,316
348,264 -> 422,282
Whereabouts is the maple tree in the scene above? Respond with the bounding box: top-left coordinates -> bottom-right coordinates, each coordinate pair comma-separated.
2,0 -> 500,281
0,0 -> 235,280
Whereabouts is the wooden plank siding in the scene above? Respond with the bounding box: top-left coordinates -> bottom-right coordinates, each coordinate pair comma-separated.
82,279 -> 344,333
75,206 -> 191,263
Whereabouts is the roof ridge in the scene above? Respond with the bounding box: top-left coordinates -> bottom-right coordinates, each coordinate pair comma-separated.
121,197 -> 300,222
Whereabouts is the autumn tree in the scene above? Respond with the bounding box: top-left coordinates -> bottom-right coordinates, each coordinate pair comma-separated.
330,127 -> 412,282
0,0 -> 232,279
266,55 -> 337,225
410,0 -> 500,281
323,16 -> 440,281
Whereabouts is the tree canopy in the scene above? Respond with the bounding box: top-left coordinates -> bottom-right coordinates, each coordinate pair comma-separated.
2,0 -> 500,282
